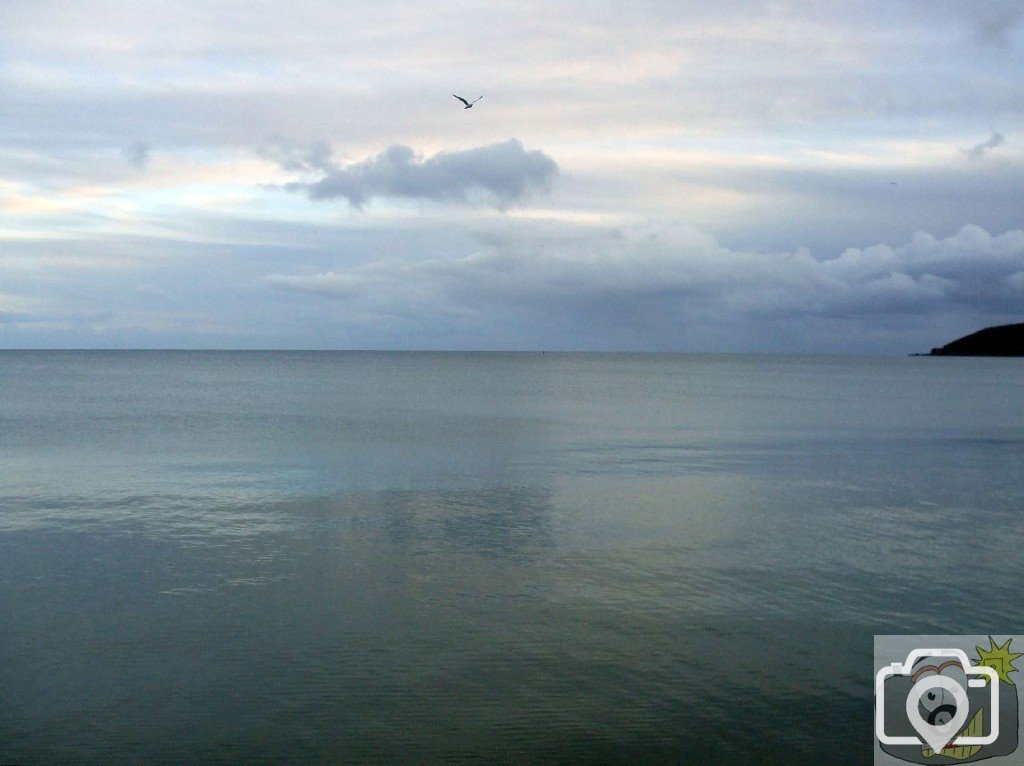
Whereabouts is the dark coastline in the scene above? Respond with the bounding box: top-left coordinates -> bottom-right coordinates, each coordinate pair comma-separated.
927,322 -> 1024,357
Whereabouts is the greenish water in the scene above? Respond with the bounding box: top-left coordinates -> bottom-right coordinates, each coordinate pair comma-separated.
2,351 -> 1022,763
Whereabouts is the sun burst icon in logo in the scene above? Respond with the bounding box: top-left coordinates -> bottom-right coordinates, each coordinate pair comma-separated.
974,636 -> 1023,685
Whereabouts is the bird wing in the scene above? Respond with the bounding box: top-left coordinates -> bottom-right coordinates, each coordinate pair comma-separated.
472,96 -> 483,104
452,94 -> 471,107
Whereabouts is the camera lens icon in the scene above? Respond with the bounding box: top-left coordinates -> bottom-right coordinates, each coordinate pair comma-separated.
906,675 -> 970,754
914,662 -> 969,727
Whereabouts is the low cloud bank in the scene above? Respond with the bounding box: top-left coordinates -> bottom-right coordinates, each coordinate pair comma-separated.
267,224 -> 1024,329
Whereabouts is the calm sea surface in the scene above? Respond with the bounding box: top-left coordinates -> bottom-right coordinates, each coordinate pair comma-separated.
2,351 -> 1023,763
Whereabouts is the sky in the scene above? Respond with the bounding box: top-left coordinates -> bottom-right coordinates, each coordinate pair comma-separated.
1,0 -> 1022,352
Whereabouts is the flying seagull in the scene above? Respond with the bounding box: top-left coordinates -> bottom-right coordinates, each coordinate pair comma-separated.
452,94 -> 483,109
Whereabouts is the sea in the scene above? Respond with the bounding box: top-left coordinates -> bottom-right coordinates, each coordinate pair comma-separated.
1,351 -> 1022,764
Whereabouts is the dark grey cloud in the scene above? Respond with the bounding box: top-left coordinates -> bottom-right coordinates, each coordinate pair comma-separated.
966,130 -> 1005,160
282,139 -> 558,209
124,141 -> 150,169
973,1 -> 1024,46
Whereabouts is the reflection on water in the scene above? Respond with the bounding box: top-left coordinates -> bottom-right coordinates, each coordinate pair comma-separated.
2,352 -> 1023,763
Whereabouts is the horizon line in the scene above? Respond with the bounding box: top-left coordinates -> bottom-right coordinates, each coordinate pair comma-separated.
0,347 -> 917,356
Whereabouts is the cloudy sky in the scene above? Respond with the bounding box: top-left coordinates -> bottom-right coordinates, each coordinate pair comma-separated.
2,0 -> 1022,352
